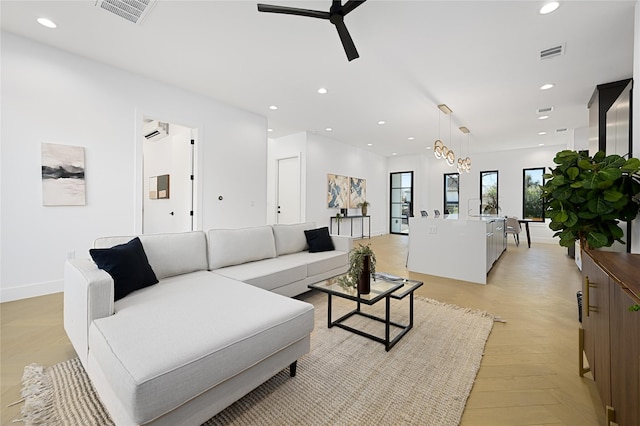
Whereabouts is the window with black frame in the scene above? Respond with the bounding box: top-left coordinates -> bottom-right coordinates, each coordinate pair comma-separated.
523,167 -> 545,221
444,173 -> 459,214
480,170 -> 499,215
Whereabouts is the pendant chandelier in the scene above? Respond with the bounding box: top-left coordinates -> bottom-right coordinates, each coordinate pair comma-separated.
458,126 -> 472,173
433,104 -> 455,166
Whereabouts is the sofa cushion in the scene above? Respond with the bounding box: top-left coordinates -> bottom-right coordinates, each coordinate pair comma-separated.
89,237 -> 158,301
281,250 -> 349,277
272,222 -> 315,256
304,227 -> 335,253
94,232 -> 208,280
212,257 -> 307,292
89,271 -> 314,424
207,226 -> 276,270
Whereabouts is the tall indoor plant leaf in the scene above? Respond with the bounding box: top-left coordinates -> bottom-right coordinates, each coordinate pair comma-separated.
542,150 -> 640,249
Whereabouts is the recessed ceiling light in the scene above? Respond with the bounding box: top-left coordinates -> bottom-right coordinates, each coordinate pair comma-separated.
377,121 -> 386,125
267,128 -> 273,132
540,83 -> 555,90
325,127 -> 332,132
538,131 -> 547,135
269,105 -> 278,110
392,152 -> 397,156
367,143 -> 373,146
538,143 -> 545,146
540,2 -> 560,15
37,17 -> 57,28
538,115 -> 549,120
317,88 -> 328,94
426,146 -> 432,150
408,137 -> 414,141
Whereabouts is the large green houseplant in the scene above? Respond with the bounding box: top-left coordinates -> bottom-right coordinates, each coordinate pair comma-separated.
542,150 -> 640,249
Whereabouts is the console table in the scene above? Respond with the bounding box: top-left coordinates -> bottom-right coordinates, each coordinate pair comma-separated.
329,215 -> 370,239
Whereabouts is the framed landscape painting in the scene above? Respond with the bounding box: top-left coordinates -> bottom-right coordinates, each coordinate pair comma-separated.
349,177 -> 366,208
327,174 -> 348,208
41,142 -> 86,206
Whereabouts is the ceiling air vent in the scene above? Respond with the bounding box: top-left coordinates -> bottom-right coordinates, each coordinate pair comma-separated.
556,128 -> 568,133
95,0 -> 157,25
539,44 -> 565,60
537,106 -> 554,114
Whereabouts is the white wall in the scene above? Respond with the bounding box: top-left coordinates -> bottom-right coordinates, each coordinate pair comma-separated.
305,133 -> 388,236
1,32 -> 268,301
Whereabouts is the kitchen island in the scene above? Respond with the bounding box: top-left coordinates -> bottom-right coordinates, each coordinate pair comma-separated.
407,215 -> 506,284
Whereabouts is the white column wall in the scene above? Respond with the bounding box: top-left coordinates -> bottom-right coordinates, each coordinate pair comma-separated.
1,33 -> 267,301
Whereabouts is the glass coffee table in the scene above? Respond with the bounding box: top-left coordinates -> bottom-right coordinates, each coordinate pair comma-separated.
308,273 -> 423,351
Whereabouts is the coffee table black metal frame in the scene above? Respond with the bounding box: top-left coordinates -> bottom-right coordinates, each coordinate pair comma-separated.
309,275 -> 423,351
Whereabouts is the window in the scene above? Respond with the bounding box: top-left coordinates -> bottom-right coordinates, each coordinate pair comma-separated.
480,170 -> 499,214
390,171 -> 413,235
444,173 -> 459,214
523,168 -> 545,221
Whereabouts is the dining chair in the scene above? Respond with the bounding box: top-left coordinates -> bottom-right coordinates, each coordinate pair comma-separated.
505,216 -> 521,246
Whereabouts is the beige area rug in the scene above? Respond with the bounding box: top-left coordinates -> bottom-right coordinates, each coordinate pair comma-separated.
17,292 -> 495,426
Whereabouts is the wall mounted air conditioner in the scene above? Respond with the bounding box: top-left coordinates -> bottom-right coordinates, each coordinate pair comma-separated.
144,121 -> 169,142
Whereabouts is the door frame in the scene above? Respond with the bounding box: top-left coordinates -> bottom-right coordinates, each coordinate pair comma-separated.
134,109 -> 203,234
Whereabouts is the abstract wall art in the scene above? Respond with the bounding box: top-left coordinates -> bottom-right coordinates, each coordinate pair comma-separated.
327,173 -> 348,208
349,177 -> 366,208
41,142 -> 86,206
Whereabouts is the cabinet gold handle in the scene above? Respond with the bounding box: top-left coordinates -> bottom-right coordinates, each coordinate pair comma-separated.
584,276 -> 598,317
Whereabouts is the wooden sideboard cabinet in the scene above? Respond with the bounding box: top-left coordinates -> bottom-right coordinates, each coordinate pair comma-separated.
580,249 -> 640,426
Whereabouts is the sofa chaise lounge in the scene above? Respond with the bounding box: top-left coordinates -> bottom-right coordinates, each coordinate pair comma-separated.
64,223 -> 352,425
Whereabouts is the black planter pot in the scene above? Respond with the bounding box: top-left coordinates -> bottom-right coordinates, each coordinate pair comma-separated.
357,255 -> 371,294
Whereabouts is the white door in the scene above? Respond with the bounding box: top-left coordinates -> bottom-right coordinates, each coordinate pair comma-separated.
276,157 -> 300,224
143,121 -> 194,234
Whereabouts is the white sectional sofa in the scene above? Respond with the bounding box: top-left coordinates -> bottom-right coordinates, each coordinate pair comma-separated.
64,223 -> 352,426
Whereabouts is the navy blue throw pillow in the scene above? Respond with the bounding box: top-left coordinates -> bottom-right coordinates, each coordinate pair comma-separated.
304,227 -> 335,253
90,237 -> 158,301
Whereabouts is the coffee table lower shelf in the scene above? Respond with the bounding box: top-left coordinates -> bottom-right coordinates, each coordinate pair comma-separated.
328,295 -> 415,351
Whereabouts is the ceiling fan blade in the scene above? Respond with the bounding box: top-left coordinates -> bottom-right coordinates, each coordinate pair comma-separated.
257,4 -> 330,20
332,17 -> 359,61
340,0 -> 367,16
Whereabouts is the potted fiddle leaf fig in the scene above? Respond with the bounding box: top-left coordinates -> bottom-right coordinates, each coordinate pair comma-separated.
541,150 -> 640,249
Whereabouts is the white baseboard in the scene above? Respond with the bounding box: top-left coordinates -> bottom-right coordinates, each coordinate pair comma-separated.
0,279 -> 63,303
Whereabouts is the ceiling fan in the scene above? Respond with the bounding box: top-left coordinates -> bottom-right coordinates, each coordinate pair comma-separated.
257,1 -> 367,61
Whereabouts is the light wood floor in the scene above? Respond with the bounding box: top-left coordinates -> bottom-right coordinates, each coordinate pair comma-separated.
1,234 -> 604,425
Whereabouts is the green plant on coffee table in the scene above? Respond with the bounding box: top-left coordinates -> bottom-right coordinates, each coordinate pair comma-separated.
337,244 -> 376,289
541,150 -> 640,249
